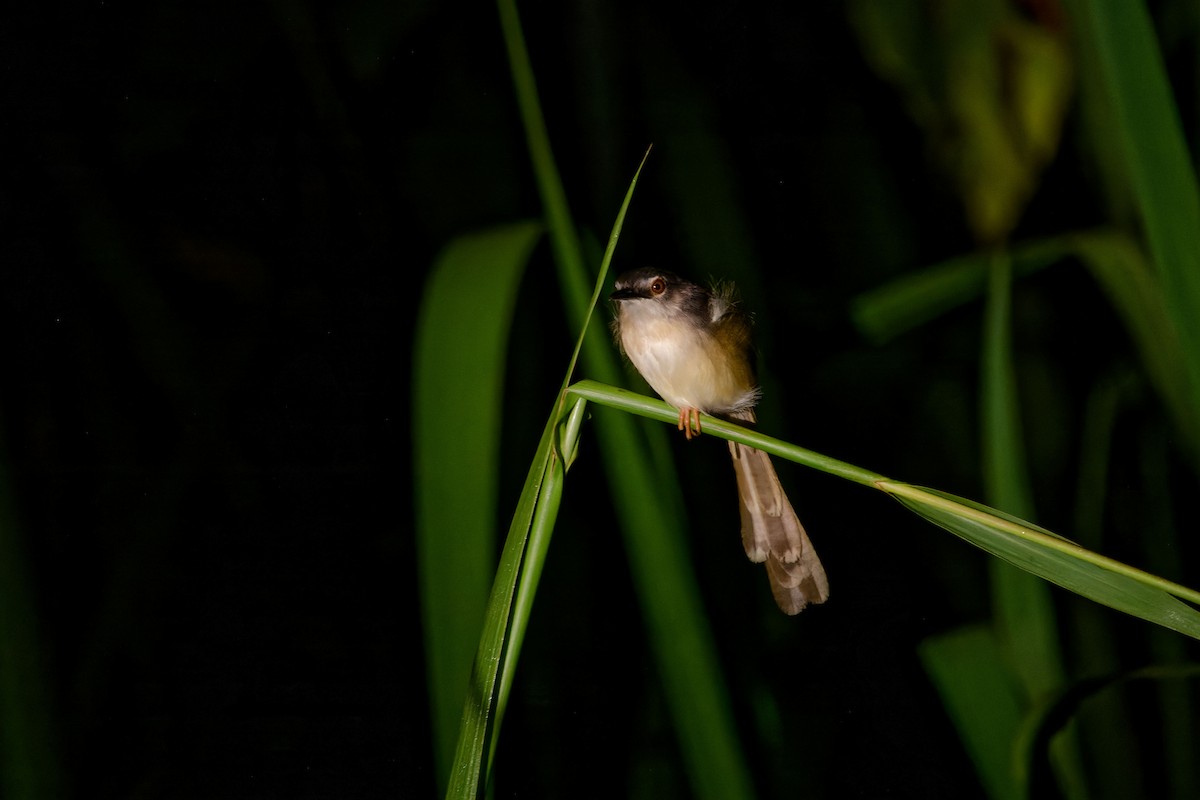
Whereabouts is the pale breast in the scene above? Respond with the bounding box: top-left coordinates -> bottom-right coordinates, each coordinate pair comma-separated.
619,313 -> 758,415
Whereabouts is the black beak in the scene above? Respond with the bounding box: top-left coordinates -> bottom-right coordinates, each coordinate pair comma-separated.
609,287 -> 644,301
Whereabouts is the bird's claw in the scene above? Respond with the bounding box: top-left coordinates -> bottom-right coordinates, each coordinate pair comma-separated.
677,407 -> 702,440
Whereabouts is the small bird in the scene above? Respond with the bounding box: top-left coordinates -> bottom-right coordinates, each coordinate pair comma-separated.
609,267 -> 828,614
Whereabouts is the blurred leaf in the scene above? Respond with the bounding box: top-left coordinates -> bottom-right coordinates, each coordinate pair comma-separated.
849,0 -> 1072,242
1068,0 -> 1200,459
1072,230 -> 1200,458
0,426 -> 61,798
850,234 -> 1064,343
413,220 -> 543,787
1025,663 -> 1200,797
981,253 -> 1064,700
919,626 -> 1024,800
1136,426 -> 1199,800
1067,370 -> 1144,800
980,253 -> 1083,799
981,253 -> 1034,518
853,227 -> 1200,458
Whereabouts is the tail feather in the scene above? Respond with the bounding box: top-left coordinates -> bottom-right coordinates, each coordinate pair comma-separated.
728,440 -> 829,614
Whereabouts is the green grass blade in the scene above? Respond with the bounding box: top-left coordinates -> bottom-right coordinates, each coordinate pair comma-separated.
496,0 -> 590,324
495,402 -> 581,741
881,483 -> 1200,638
1023,664 -> 1200,798
918,626 -> 1024,800
446,151 -> 689,796
413,221 -> 544,788
854,226 -> 1200,455
567,381 -> 1200,636
497,0 -> 756,794
1067,371 -> 1143,799
470,136 -> 648,757
1070,231 -> 1199,456
489,424 -> 568,770
850,236 -> 1067,343
567,380 -> 888,488
1070,0 -> 1200,435
980,252 -> 1064,700
444,416 -> 556,800
0,428 -> 61,799
980,252 -> 1082,798
555,147 -> 651,402
1136,428 -> 1199,800
980,253 -> 1035,522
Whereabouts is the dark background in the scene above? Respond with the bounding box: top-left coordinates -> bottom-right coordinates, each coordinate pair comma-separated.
3,1 -> 1196,797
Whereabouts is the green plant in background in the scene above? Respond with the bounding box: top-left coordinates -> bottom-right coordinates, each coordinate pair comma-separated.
851,0 -> 1200,798
421,253 -> 1200,798
0,425 -> 62,799
418,202 -> 1200,795
417,0 -> 756,795
415,0 -> 1200,798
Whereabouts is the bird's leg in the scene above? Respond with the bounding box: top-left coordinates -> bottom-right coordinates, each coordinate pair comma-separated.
677,407 -> 702,440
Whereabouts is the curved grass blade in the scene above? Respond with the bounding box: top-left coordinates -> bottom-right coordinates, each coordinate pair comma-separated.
880,483 -> 1200,639
445,153 -> 665,798
443,417 -> 556,800
497,0 -> 757,793
1071,231 -> 1199,456
567,380 -> 887,488
1023,664 -> 1200,797
486,148 -> 652,761
850,236 -> 1068,343
413,221 -> 544,788
568,381 -> 1200,638
1069,0 -> 1200,429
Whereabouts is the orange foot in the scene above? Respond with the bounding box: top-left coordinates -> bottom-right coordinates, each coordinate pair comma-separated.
677,407 -> 702,440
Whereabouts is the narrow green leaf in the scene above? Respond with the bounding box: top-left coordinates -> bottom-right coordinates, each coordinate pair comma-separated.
980,253 -> 1035,520
445,149 -> 658,797
413,221 -> 543,788
1066,371 -> 1142,799
881,483 -> 1200,639
854,226 -> 1200,455
568,380 -> 889,488
0,427 -> 61,798
567,381 -> 1200,638
980,252 -> 1064,699
918,626 -> 1024,800
1023,664 -> 1200,798
497,0 -> 756,793
850,236 -> 1066,343
1070,231 -> 1199,456
495,0 -> 590,324
1070,0 -> 1200,444
980,253 -> 1082,799
1136,427 -> 1200,800
444,417 -> 556,800
490,431 -> 567,766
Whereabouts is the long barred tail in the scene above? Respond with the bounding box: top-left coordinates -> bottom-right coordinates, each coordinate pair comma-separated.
728,439 -> 829,614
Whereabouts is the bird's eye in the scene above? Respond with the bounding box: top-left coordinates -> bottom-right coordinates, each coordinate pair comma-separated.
650,278 -> 666,295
